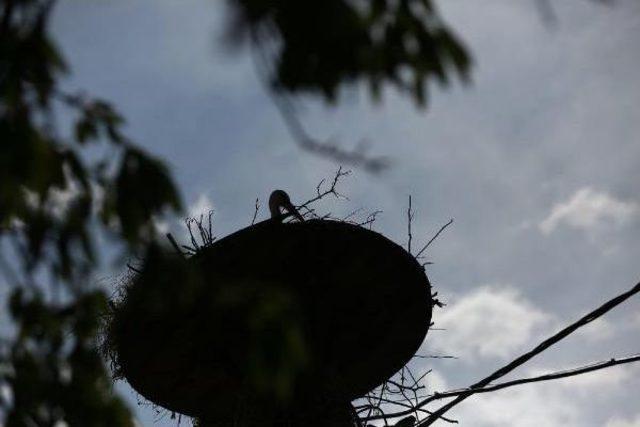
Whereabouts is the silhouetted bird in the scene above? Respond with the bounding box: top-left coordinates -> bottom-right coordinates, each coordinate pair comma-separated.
269,189 -> 305,222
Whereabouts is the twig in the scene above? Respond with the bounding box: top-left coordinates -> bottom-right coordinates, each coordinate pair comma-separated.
430,353 -> 640,399
250,35 -> 389,173
407,196 -> 414,254
126,263 -> 142,274
342,207 -> 364,222
414,219 -> 453,259
186,218 -> 200,251
181,245 -> 197,255
251,198 -> 260,225
412,354 -> 458,360
365,353 -> 640,424
165,233 -> 184,258
359,210 -> 382,229
295,167 -> 351,220
185,211 -> 216,250
356,399 -> 457,424
415,280 -> 640,426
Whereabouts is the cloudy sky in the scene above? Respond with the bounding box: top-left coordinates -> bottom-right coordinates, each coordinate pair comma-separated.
48,0 -> 640,426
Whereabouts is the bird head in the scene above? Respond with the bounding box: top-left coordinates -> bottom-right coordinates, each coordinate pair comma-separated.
269,190 -> 305,222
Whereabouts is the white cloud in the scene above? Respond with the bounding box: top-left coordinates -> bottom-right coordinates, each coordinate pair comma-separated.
431,286 -> 552,359
151,216 -> 170,235
188,193 -> 214,217
520,363 -> 637,398
555,364 -> 636,392
47,181 -> 82,219
0,383 -> 12,407
425,364 -> 636,427
606,415 -> 640,427
423,369 -> 582,427
443,385 -> 582,427
539,188 -> 639,235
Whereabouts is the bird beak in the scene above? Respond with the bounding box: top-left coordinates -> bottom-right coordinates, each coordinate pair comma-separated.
284,202 -> 305,222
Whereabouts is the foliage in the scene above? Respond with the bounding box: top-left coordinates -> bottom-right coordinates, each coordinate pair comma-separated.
1,0 -> 181,425
1,288 -> 134,427
227,0 -> 471,106
1,2 -> 469,421
2,1 -> 635,427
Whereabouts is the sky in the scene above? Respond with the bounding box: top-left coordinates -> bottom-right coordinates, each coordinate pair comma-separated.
45,0 -> 640,426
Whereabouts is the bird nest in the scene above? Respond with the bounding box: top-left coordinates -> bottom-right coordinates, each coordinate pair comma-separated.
101,171 -> 443,426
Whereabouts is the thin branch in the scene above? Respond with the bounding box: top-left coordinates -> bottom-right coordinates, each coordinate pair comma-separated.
430,353 -> 640,400
361,354 -> 640,423
407,195 -> 414,254
181,245 -> 197,256
358,210 -> 382,229
126,263 -> 142,274
277,98 -> 390,173
295,167 -> 351,218
251,198 -> 260,225
342,207 -> 364,222
186,218 -> 200,251
184,211 -> 216,250
416,280 -> 640,426
165,233 -> 184,258
356,398 -> 457,424
412,354 -> 458,360
414,219 -> 453,259
249,31 -> 389,173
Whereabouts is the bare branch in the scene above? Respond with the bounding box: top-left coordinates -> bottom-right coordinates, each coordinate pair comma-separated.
251,198 -> 260,225
165,233 -> 184,258
364,353 -> 640,424
342,207 -> 364,222
407,196 -> 414,254
126,263 -> 142,274
430,353 -> 640,399
185,218 -> 200,251
416,280 -> 640,426
358,210 -> 382,229
412,354 -> 458,360
185,211 -> 216,250
414,219 -> 453,259
296,167 -> 351,219
249,34 -> 389,173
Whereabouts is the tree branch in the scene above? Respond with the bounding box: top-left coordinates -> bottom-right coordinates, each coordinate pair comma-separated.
414,219 -> 453,260
165,233 -> 184,258
415,280 -> 640,426
432,353 -> 640,399
251,198 -> 260,225
295,167 -> 351,220
407,196 -> 414,254
361,353 -> 640,423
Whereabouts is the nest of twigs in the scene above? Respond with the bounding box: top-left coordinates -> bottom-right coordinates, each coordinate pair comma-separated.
101,171 -> 443,426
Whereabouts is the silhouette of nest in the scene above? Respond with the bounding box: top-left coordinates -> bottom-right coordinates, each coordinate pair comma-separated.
101,170 -> 444,427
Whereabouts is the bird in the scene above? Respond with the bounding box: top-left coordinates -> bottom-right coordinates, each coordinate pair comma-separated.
269,190 -> 305,222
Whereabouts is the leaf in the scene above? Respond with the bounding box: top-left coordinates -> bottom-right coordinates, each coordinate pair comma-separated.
110,146 -> 182,244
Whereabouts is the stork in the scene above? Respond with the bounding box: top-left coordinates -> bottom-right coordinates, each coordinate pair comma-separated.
269,190 -> 305,222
